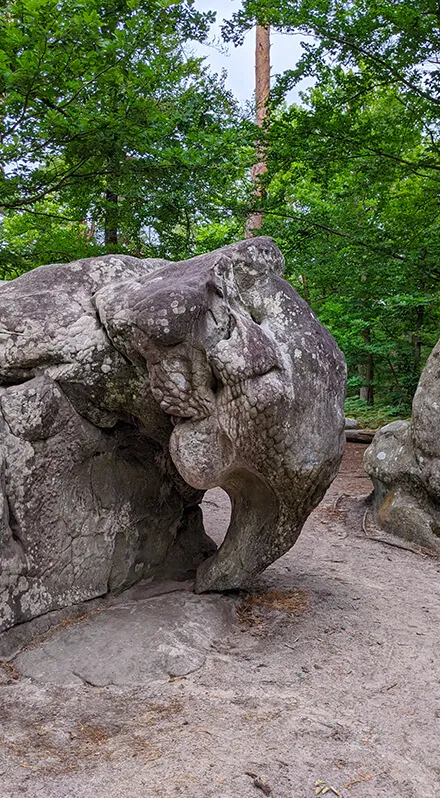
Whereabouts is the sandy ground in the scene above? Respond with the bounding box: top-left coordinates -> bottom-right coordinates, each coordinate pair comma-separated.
1,443 -> 440,798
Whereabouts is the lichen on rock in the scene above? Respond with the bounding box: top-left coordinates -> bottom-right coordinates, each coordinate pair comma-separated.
0,238 -> 346,631
364,338 -> 440,555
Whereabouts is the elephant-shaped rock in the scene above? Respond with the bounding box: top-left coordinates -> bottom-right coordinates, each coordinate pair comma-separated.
364,337 -> 440,555
0,238 -> 346,631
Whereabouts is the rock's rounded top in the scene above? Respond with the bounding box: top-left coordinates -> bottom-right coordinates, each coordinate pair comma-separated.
344,417 -> 358,430
162,236 -> 285,280
364,419 -> 413,484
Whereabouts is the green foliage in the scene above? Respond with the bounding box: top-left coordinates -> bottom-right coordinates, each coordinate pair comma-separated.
0,0 -> 250,273
261,80 -> 440,407
0,201 -> 102,279
1,0 -> 439,418
224,0 -> 440,410
344,398 -> 411,430
224,0 -> 440,118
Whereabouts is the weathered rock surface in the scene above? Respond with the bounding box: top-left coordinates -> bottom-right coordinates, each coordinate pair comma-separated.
0,237 -> 346,631
344,416 -> 358,430
364,339 -> 440,555
13,588 -> 235,686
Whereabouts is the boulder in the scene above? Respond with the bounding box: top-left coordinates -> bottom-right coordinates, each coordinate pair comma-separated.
364,339 -> 440,555
344,417 -> 358,430
0,237 -> 346,631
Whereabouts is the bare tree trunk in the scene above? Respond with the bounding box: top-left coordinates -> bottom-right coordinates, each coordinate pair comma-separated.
359,326 -> 374,405
82,219 -> 96,240
300,274 -> 310,304
412,305 -> 424,378
245,24 -> 270,238
105,188 -> 118,246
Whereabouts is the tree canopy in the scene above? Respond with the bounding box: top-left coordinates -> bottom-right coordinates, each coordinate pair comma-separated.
0,0 -> 249,270
263,78 -> 440,408
1,0 -> 439,416
222,0 -> 440,412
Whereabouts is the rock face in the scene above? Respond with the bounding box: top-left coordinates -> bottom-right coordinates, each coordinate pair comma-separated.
364,339 -> 440,555
0,237 -> 346,631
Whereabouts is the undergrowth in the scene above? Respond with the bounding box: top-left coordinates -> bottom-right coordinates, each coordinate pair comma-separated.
344,397 -> 411,429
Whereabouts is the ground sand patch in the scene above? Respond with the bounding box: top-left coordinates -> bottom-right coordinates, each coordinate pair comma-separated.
0,444 -> 439,798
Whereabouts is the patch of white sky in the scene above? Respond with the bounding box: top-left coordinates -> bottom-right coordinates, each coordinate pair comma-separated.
192,0 -> 315,107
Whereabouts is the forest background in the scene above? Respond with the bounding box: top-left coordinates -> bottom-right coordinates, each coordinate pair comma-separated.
1,0 -> 439,422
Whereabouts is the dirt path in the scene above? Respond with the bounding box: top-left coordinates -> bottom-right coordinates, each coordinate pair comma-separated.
1,445 -> 439,798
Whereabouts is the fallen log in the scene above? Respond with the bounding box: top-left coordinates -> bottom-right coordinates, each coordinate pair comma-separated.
345,429 -> 376,444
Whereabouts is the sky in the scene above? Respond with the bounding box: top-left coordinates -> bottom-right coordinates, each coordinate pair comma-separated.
192,0 -> 313,105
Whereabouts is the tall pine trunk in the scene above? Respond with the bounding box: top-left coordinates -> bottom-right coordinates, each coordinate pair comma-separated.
104,188 -> 118,247
102,6 -> 119,249
359,326 -> 374,405
245,24 -> 270,238
412,305 -> 424,378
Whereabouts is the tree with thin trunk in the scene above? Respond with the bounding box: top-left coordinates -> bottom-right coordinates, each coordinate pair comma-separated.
245,23 -> 270,238
359,326 -> 374,405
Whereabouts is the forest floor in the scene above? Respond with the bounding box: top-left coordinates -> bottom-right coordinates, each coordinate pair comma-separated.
1,444 -> 439,798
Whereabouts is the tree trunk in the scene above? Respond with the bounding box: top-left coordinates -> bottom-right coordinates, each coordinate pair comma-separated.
359,326 -> 374,405
300,274 -> 310,304
412,305 -> 424,378
105,188 -> 118,247
245,24 -> 270,238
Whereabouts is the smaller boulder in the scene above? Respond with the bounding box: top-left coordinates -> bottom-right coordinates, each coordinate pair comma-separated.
364,339 -> 440,556
344,417 -> 358,430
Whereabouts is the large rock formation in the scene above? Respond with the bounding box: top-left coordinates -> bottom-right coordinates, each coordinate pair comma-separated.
364,338 -> 440,555
0,238 -> 346,631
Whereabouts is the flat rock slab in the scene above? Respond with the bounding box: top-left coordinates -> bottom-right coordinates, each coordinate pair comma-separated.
14,591 -> 235,687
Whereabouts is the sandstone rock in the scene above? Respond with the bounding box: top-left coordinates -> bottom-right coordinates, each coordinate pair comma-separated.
364,340 -> 440,555
0,238 -> 346,630
344,417 -> 358,430
13,591 -> 235,686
